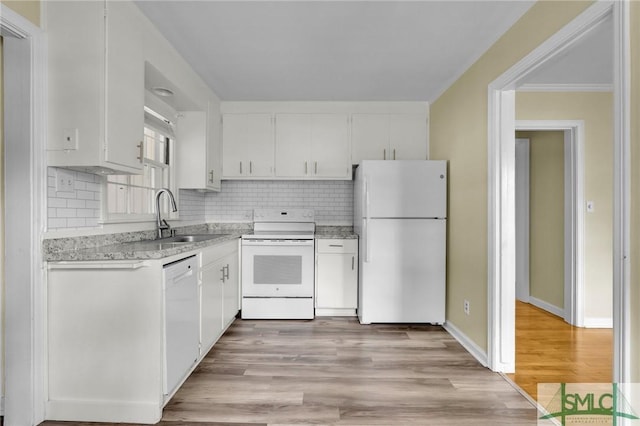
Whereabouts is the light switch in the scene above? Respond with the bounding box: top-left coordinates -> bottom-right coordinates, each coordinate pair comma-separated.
587,201 -> 595,213
62,128 -> 79,150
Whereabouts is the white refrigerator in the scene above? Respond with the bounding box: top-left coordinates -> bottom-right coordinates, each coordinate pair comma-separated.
354,160 -> 447,324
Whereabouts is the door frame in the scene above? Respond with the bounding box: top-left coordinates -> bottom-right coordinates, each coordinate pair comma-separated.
515,121 -> 586,327
1,4 -> 47,424
487,0 -> 628,378
514,138 -> 530,304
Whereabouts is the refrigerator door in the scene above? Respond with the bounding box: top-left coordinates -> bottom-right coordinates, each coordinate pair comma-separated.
358,218 -> 446,324
359,160 -> 446,219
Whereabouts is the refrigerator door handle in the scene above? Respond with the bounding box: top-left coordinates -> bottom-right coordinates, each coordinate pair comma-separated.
364,178 -> 371,262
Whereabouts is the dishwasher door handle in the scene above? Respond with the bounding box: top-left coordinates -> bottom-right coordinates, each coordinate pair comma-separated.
171,268 -> 194,283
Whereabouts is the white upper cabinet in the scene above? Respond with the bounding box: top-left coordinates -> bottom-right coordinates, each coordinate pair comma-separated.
222,114 -> 274,178
175,103 -> 221,191
275,114 -> 350,179
221,103 -> 429,179
47,1 -> 145,174
352,113 -> 427,164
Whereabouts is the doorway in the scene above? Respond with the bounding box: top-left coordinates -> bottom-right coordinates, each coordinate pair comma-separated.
514,121 -> 588,328
487,1 -> 628,381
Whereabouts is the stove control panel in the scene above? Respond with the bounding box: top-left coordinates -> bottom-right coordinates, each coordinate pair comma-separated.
253,209 -> 315,223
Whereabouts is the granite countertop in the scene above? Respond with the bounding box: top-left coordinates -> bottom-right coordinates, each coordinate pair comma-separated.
44,224 -> 358,262
314,226 -> 358,239
46,232 -> 243,262
44,223 -> 251,262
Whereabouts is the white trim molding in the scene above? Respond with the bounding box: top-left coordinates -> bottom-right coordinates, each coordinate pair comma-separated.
518,83 -> 613,92
1,3 -> 47,425
442,321 -> 488,368
529,296 -> 564,319
584,317 -> 614,329
612,0 -> 631,384
486,0 -> 625,375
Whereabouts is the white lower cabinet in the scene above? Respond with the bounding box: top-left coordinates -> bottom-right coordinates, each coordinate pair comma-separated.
315,239 -> 358,316
46,238 -> 240,424
200,240 -> 239,353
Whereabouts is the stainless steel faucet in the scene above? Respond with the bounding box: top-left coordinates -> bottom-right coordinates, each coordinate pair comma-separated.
155,188 -> 178,239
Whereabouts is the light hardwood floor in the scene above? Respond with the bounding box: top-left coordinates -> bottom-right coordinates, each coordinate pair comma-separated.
507,300 -> 613,400
42,317 -> 537,425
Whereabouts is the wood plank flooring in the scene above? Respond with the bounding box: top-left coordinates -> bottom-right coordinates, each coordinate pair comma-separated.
42,317 -> 537,425
507,301 -> 613,400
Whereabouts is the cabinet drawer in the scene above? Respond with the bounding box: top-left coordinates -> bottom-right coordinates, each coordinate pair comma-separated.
201,239 -> 238,267
316,239 -> 357,254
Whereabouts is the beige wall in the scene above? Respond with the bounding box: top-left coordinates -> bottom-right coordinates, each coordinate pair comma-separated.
516,92 -> 614,322
2,1 -> 40,26
516,130 -> 565,310
630,1 -> 640,383
429,1 -> 593,351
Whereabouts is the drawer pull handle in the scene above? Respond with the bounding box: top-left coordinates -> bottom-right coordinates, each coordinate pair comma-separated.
329,244 -> 343,247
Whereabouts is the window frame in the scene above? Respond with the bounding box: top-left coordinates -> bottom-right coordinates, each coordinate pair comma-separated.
101,108 -> 178,224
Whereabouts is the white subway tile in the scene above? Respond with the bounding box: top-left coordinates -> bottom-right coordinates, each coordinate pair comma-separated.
76,190 -> 94,200
67,218 -> 86,227
56,208 -> 77,218
48,218 -> 67,229
67,199 -> 86,209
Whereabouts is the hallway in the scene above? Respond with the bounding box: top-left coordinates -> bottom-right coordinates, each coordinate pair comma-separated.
507,301 -> 613,400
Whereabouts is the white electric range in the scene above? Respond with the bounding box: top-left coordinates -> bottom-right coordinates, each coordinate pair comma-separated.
241,209 -> 315,319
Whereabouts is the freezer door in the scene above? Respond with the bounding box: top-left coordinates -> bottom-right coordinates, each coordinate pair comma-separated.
358,218 -> 446,324
360,160 -> 446,218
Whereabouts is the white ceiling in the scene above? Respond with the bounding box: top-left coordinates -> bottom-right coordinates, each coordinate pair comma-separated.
135,1 -> 536,102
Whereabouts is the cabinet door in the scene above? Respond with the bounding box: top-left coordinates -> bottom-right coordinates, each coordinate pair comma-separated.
223,114 -> 273,178
222,114 -> 247,178
176,111 -> 209,189
222,252 -> 239,328
275,114 -> 311,177
200,259 -> 224,352
245,114 -> 274,177
316,252 -> 358,309
206,102 -> 222,190
103,1 -> 145,172
311,114 -> 350,178
351,114 -> 389,164
389,114 -> 427,160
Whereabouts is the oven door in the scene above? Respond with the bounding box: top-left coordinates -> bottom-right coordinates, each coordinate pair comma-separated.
241,239 -> 314,298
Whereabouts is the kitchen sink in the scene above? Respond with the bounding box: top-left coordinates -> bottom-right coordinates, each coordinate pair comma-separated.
117,234 -> 231,251
162,234 -> 229,243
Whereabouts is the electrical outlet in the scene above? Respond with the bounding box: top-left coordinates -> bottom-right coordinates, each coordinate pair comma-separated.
56,169 -> 75,192
464,300 -> 470,315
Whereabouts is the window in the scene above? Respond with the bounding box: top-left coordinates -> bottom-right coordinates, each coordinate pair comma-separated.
104,107 -> 175,221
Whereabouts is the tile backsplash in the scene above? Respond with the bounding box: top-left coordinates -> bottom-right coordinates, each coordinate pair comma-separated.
47,167 -> 102,229
205,180 -> 354,225
178,189 -> 206,222
47,170 -> 354,230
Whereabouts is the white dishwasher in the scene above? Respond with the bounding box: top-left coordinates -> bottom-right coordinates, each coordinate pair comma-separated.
163,255 -> 199,398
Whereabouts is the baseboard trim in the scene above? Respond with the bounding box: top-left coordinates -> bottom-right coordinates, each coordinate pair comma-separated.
442,321 -> 488,367
583,317 -> 613,328
529,296 -> 564,318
